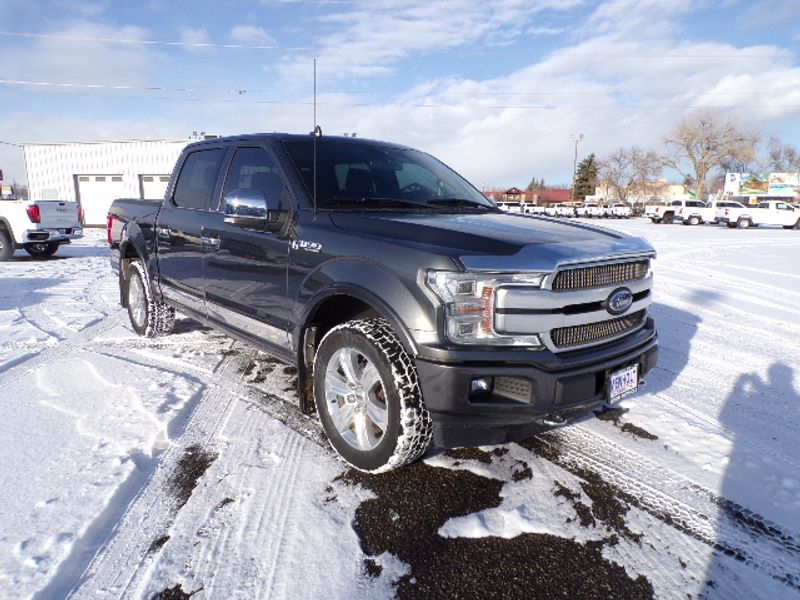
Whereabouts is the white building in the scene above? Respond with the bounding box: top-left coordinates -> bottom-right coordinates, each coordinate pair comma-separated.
22,138 -> 195,226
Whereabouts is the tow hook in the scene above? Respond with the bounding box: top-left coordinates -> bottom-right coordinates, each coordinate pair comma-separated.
538,414 -> 568,427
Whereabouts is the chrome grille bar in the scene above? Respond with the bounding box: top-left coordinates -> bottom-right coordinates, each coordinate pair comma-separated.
552,261 -> 649,292
551,310 -> 646,349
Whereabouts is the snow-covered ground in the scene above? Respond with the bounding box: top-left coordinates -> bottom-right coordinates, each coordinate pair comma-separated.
0,221 -> 798,599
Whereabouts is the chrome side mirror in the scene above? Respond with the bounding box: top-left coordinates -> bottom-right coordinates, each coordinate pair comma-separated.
223,189 -> 281,229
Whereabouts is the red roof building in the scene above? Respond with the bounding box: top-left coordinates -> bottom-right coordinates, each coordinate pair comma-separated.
536,188 -> 572,204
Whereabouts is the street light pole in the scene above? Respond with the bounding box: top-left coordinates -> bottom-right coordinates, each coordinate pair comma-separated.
570,133 -> 584,202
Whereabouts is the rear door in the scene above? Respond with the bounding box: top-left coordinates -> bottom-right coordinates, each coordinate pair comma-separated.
156,146 -> 225,317
200,145 -> 293,350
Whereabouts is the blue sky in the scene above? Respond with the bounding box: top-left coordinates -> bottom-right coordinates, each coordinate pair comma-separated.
1,0 -> 799,189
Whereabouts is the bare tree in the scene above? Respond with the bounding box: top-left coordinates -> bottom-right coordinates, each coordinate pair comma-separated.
764,137 -> 800,172
598,147 -> 664,204
663,110 -> 759,200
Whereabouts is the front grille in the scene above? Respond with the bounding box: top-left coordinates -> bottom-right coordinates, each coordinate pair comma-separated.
552,261 -> 649,291
551,310 -> 645,349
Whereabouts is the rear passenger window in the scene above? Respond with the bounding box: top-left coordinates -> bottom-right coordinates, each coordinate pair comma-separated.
173,149 -> 224,210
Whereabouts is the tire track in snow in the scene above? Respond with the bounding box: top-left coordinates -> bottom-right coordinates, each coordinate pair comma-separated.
0,312 -> 123,386
650,387 -> 800,476
535,426 -> 800,591
257,433 -> 306,599
67,351 -> 244,600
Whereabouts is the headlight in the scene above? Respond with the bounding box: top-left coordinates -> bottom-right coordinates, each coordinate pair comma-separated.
426,270 -> 546,347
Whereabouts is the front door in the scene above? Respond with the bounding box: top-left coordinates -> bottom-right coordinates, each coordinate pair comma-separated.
201,145 -> 292,351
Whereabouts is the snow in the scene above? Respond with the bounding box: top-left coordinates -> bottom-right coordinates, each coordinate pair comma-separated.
1,221 -> 799,599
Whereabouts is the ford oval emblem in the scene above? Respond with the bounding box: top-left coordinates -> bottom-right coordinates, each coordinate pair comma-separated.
606,288 -> 633,316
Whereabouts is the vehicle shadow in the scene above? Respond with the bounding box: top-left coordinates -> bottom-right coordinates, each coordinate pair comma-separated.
702,362 -> 800,598
638,300 -> 701,396
5,244 -> 110,261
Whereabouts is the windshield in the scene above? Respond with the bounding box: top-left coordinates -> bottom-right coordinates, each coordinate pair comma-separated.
283,139 -> 496,211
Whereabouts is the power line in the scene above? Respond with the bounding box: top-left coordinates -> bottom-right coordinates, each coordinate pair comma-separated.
2,84 -> 798,111
0,31 -> 312,51
1,78 -> 796,98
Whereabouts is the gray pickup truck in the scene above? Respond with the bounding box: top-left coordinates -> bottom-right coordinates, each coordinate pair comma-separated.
108,133 -> 658,472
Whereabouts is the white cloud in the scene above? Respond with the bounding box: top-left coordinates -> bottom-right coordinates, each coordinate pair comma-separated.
0,21 -> 158,87
229,25 -> 276,46
178,26 -> 211,52
277,0 -> 585,83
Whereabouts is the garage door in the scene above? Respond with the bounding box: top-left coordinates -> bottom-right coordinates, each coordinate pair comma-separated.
76,175 -> 126,226
140,175 -> 171,200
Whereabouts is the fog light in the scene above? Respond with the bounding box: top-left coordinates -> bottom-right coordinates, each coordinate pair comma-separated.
470,377 -> 493,394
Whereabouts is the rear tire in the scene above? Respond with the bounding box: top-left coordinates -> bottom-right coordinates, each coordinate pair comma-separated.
687,216 -> 701,226
737,218 -> 751,229
314,318 -> 432,473
24,242 -> 59,258
126,260 -> 175,337
0,229 -> 12,261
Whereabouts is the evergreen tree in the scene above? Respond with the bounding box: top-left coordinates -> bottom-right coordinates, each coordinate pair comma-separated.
573,153 -> 599,200
526,177 -> 546,192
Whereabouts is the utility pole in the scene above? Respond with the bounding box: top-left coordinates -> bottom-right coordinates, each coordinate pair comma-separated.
570,133 -> 584,202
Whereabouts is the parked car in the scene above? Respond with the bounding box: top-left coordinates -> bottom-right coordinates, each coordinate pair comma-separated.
587,203 -> 608,218
608,203 -> 632,219
0,198 -> 83,260
108,133 -> 658,472
522,204 -> 547,215
675,200 -> 737,225
717,200 -> 800,229
497,201 -> 524,213
554,203 -> 576,217
644,199 -> 702,224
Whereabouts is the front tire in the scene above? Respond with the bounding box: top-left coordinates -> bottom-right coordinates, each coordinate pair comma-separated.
314,318 -> 432,472
737,218 -> 751,229
24,242 -> 59,258
0,229 -> 12,261
126,260 -> 175,337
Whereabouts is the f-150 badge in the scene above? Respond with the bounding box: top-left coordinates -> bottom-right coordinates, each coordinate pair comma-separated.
291,240 -> 322,253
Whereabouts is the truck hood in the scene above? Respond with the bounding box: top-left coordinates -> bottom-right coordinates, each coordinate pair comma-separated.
329,211 -> 655,271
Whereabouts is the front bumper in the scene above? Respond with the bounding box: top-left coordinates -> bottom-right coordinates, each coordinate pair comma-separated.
416,319 -> 658,447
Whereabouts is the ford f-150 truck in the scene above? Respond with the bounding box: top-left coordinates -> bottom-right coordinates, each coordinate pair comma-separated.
0,198 -> 83,260
717,200 -> 800,229
108,133 -> 658,472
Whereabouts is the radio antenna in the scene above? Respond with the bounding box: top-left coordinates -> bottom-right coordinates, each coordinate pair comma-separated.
311,58 -> 321,215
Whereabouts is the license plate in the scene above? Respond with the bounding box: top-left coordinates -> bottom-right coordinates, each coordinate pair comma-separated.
607,364 -> 639,402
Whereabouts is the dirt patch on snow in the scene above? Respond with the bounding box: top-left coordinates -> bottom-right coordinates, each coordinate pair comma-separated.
171,445 -> 217,509
342,462 -> 653,599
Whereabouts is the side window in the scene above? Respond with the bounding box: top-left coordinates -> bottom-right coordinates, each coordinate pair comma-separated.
173,149 -> 223,210
223,147 -> 287,209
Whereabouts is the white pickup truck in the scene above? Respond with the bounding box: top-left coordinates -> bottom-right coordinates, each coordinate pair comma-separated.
676,200 -> 744,225
717,200 -> 800,229
0,199 -> 84,260
608,203 -> 632,218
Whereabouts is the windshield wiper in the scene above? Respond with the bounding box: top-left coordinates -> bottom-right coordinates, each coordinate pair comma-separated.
425,198 -> 497,211
322,197 -> 426,209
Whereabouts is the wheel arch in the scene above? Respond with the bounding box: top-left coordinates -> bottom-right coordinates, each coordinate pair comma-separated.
292,255 -> 439,414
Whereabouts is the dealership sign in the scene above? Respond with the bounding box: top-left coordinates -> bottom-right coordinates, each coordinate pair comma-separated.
725,172 -> 800,197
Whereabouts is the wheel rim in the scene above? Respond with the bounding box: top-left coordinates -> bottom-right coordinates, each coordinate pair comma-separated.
325,347 -> 388,451
128,273 -> 147,328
